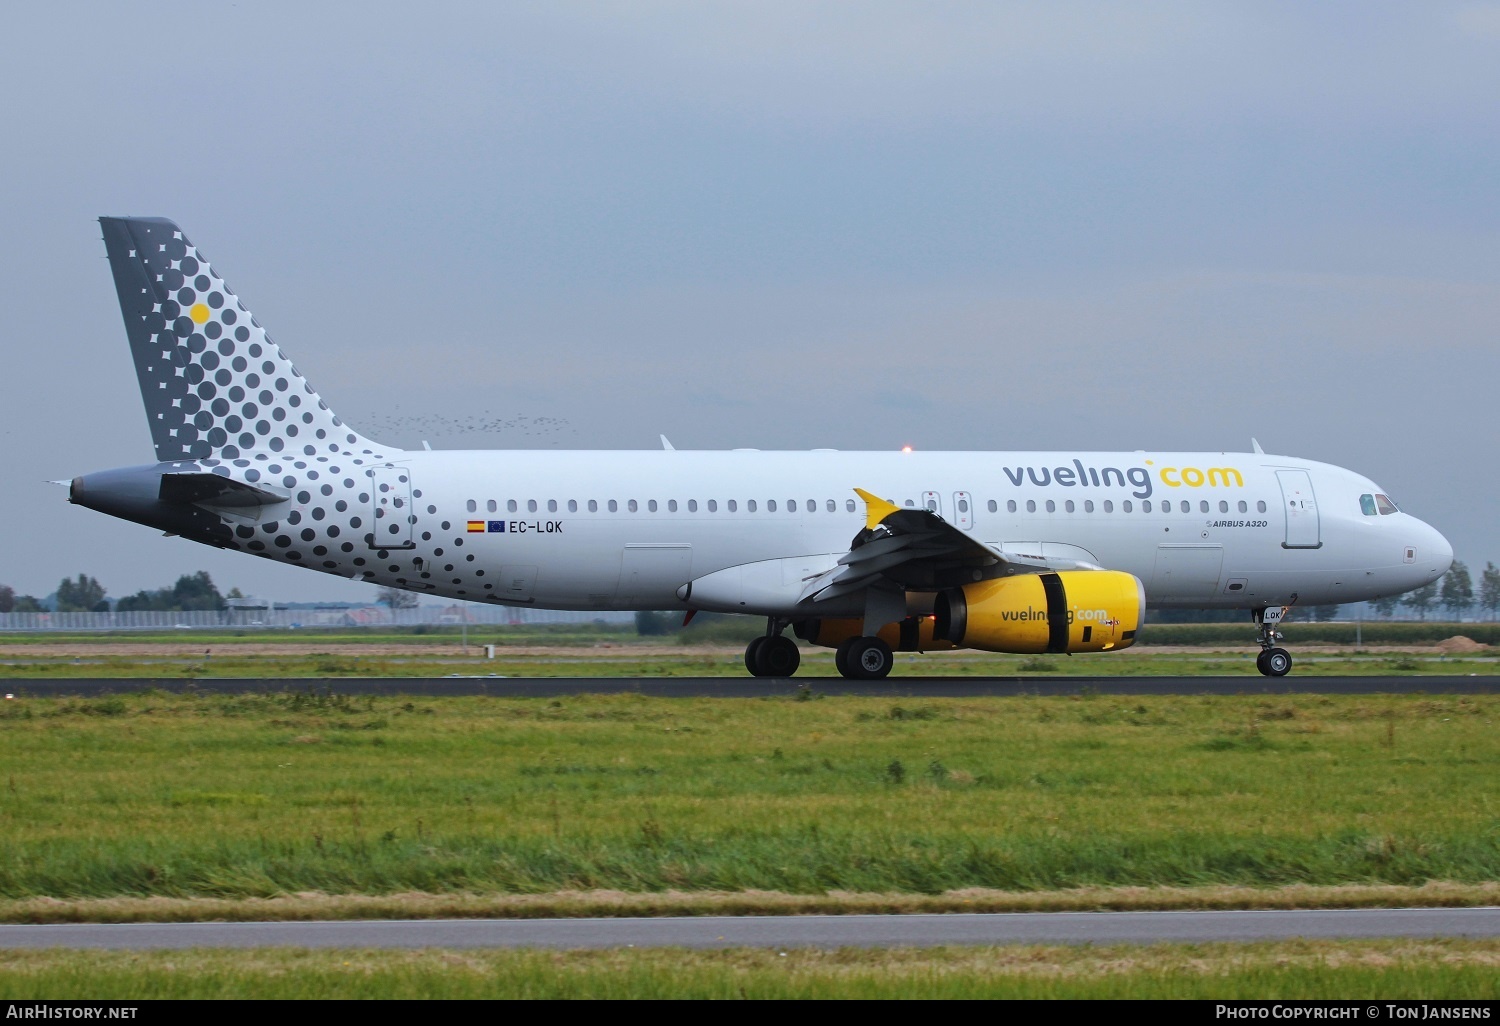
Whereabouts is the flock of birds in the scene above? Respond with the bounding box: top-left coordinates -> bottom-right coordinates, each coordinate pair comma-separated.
358,409 -> 576,448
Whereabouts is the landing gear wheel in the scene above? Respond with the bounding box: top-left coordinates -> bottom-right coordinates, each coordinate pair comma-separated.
842,636 -> 894,680
1262,647 -> 1292,677
756,635 -> 801,677
744,637 -> 767,676
1255,651 -> 1270,676
834,638 -> 856,678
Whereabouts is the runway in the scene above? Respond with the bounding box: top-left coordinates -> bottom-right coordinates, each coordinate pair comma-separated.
2,908 -> 1497,950
5,675 -> 1498,697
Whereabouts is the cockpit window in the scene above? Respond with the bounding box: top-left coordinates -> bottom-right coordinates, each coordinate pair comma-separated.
1360,494 -> 1378,516
1375,493 -> 1399,515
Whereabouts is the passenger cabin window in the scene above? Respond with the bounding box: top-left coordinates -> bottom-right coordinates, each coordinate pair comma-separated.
486,500 -> 497,513
528,500 -> 538,513
1218,501 -> 1228,513
466,499 -> 477,513
1045,500 -> 1055,513
748,500 -> 757,512
508,500 -> 518,513
687,499 -> 698,512
607,500 -> 618,512
826,500 -> 836,512
788,500 -> 797,512
548,500 -> 557,513
728,500 -> 738,512
958,498 -> 969,512
767,500 -> 777,512
1064,500 -> 1074,513
1026,500 -> 1036,513
1376,494 -> 1399,515
845,499 -> 856,512
1142,500 -> 1152,512
1238,500 -> 1248,513
807,499 -> 816,511
1360,494 -> 1378,516
1184,501 -> 1194,513
988,499 -> 998,512
647,500 -> 658,512
708,500 -> 718,512
588,500 -> 598,512
1084,500 -> 1094,513
1256,500 -> 1267,513
628,500 -> 637,512
1007,500 -> 1017,513
568,500 -> 578,512
1103,500 -> 1114,513
1123,500 -> 1133,512
668,499 -> 678,512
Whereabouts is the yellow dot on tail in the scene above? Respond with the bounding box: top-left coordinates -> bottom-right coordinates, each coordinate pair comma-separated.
189,303 -> 210,324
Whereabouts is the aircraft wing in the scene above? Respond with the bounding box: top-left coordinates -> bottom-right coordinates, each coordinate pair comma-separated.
800,489 -> 1021,603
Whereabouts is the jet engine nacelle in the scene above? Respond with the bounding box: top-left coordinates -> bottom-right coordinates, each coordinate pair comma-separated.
794,616 -> 957,653
934,570 -> 1144,654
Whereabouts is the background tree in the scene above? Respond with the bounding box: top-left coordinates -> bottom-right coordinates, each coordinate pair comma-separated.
171,571 -> 225,611
1440,560 -> 1474,621
634,610 -> 673,636
12,595 -> 43,612
0,585 -> 14,614
1403,579 -> 1438,621
1372,594 -> 1400,619
1310,603 -> 1341,622
376,586 -> 419,610
1480,562 -> 1500,621
116,573 -> 227,612
55,574 -> 107,612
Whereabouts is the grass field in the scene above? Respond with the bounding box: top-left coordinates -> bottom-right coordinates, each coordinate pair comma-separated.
1,631 -> 1498,678
2,941 -> 1497,999
0,689 -> 1496,911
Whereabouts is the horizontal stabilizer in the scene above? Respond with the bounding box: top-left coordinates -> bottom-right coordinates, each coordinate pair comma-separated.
158,472 -> 288,508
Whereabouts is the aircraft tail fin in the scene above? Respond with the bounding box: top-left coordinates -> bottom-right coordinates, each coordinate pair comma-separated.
98,217 -> 389,464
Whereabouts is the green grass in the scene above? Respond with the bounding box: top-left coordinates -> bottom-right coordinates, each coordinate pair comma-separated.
0,691 -> 1496,902
1,941 -> 1497,999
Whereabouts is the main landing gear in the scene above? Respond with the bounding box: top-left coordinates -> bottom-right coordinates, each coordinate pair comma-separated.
743,620 -> 897,680
1254,607 -> 1292,677
833,635 -> 894,680
745,621 -> 801,678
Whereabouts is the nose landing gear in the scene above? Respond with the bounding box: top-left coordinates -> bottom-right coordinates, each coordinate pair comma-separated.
1254,607 -> 1292,677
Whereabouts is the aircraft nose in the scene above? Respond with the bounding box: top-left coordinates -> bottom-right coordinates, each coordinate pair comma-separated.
1411,518 -> 1453,580
1428,523 -> 1454,576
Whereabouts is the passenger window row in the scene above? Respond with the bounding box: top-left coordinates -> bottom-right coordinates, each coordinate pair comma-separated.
986,498 -> 1268,515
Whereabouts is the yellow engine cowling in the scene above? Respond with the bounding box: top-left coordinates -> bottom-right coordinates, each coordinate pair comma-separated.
795,616 -> 957,652
934,571 -> 1144,654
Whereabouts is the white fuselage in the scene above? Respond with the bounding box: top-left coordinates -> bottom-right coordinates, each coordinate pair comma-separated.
300,448 -> 1450,616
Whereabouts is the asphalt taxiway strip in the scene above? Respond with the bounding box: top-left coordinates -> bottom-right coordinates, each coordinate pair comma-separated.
4,675 -> 1498,697
2,908 -> 1497,950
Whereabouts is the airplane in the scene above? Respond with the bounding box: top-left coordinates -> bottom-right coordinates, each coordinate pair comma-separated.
69,217 -> 1454,679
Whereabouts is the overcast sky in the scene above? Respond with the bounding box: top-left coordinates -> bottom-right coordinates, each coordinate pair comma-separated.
1,2 -> 1497,604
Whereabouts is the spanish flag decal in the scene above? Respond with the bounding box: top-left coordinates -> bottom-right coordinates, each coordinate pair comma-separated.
467,521 -> 485,533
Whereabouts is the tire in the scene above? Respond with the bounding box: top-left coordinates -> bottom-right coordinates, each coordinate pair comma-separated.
1255,651 -> 1271,676
834,638 -> 856,678
744,637 -> 767,677
844,636 -> 894,680
1264,647 -> 1292,677
758,636 -> 801,677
